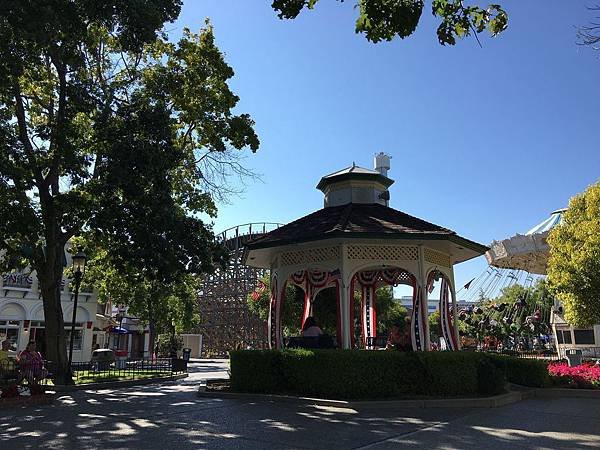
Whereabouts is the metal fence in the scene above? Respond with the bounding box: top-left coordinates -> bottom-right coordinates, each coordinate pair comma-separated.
63,357 -> 187,384
2,357 -> 186,388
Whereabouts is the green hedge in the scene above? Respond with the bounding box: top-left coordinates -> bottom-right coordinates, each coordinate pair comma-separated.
487,354 -> 550,388
230,350 -> 506,399
229,350 -> 284,393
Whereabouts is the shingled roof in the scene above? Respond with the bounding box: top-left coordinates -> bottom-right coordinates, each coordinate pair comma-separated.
316,164 -> 394,191
245,203 -> 487,252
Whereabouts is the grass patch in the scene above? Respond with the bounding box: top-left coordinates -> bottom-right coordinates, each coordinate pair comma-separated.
73,370 -> 169,385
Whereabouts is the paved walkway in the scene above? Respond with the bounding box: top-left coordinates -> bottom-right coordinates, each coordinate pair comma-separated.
1,359 -> 599,449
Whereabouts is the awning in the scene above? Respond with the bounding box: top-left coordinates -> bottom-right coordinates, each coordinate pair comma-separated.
108,326 -> 129,334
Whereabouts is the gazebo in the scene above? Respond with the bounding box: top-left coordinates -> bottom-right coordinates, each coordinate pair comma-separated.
244,154 -> 487,351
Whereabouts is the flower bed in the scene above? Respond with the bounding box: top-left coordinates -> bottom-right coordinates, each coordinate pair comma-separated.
548,362 -> 600,389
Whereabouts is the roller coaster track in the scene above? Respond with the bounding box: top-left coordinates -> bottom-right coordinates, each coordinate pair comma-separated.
196,223 -> 282,356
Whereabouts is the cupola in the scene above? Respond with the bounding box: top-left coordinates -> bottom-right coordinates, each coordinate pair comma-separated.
316,153 -> 394,208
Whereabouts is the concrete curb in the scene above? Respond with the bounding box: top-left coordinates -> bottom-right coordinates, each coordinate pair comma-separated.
533,388 -> 600,399
196,387 -> 526,409
53,373 -> 188,392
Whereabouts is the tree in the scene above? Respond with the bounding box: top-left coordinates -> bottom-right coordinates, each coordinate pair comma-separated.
247,275 -> 303,336
271,0 -> 508,45
578,5 -> 600,49
429,310 -> 441,342
74,240 -> 201,355
0,2 -> 258,384
548,182 -> 600,326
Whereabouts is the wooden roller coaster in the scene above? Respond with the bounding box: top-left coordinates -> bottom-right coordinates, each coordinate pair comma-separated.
195,223 -> 281,356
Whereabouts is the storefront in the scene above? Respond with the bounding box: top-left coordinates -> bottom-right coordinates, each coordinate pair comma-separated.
0,271 -> 98,362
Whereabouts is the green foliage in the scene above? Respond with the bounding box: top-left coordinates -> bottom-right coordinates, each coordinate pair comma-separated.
375,287 -> 408,333
271,0 -> 508,45
418,351 -> 481,396
230,350 -> 284,393
155,334 -> 184,357
0,2 -> 259,383
230,349 -> 505,399
429,310 -> 441,341
487,354 -> 549,388
548,182 -> 600,326
246,275 -> 303,336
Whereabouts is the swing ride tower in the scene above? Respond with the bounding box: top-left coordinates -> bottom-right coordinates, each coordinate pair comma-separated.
458,208 -> 599,357
196,223 -> 281,356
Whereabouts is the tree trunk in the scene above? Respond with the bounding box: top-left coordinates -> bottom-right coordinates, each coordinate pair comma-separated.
37,241 -> 73,385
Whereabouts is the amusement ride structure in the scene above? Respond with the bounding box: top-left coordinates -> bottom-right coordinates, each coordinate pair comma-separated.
196,223 -> 280,355
455,209 -> 567,349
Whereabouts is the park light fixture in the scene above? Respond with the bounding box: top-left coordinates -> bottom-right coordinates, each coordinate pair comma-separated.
72,252 -> 87,278
69,251 -> 87,367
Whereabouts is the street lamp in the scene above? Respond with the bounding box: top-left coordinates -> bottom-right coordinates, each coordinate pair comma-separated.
68,251 -> 87,367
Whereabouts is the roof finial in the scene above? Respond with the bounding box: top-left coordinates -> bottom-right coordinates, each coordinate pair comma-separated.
352,161 -> 356,168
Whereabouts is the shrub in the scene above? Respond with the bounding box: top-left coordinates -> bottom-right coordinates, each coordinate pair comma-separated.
477,357 -> 505,396
417,352 -> 482,396
230,350 -> 505,399
488,354 -> 549,387
281,349 -> 427,399
229,350 -> 284,393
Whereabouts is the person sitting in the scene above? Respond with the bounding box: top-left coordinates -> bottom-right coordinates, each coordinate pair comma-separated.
17,341 -> 47,385
301,317 -> 323,337
0,340 -> 17,379
0,339 -> 13,362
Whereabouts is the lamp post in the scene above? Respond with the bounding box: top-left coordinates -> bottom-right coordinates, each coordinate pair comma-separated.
68,251 -> 87,367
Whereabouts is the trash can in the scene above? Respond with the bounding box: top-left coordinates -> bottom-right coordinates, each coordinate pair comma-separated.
565,348 -> 583,367
114,350 -> 128,369
182,348 -> 192,362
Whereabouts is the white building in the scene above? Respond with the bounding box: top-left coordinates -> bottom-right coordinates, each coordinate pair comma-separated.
398,295 -> 439,314
0,254 -> 98,362
551,302 -> 600,359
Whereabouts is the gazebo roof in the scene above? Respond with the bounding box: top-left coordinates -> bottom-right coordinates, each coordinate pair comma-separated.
245,203 -> 488,257
316,164 -> 394,191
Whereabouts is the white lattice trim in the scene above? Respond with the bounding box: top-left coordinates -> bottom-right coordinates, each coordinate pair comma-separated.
347,245 -> 418,261
280,246 -> 340,266
424,247 -> 451,267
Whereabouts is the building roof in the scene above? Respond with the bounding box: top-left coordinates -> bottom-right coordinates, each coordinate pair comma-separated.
245,203 -> 487,253
316,164 -> 394,191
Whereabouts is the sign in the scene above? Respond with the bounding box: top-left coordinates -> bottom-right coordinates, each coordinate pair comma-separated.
2,272 -> 33,289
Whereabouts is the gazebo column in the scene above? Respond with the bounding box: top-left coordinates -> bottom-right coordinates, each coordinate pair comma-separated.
268,269 -> 288,350
413,246 -> 431,351
449,271 -> 461,350
300,280 -> 311,329
361,284 -> 377,349
410,281 -> 427,351
338,280 -> 352,349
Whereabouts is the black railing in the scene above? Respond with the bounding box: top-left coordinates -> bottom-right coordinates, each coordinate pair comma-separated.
61,357 -> 187,384
480,349 -> 562,361
2,357 -> 187,390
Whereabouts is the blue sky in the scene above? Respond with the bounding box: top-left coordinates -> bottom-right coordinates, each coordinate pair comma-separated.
172,1 -> 600,292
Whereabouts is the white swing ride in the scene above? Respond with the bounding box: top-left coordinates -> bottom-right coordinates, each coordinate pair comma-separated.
459,208 -> 597,358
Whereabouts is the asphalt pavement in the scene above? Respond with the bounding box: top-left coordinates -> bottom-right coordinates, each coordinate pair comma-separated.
1,359 -> 599,449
